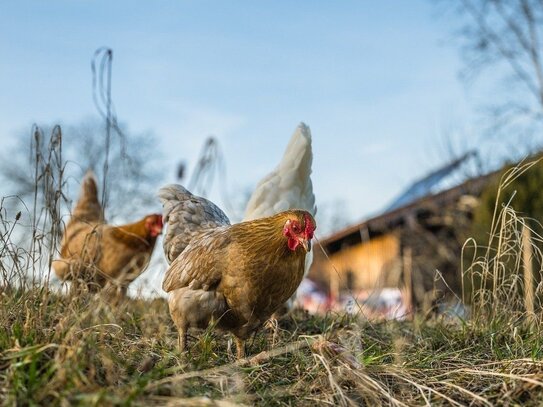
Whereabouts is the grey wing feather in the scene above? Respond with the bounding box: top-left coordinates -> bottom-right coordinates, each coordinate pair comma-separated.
158,184 -> 230,263
162,227 -> 231,292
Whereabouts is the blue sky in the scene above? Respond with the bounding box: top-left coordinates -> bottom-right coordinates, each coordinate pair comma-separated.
0,1 -> 488,227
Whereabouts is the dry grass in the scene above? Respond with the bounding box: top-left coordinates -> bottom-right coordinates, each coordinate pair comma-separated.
3,289 -> 543,406
2,128 -> 543,406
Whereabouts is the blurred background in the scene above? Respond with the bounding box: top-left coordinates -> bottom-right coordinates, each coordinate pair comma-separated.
2,0 -> 543,318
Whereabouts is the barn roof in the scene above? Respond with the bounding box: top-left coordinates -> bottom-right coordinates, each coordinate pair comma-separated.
385,151 -> 483,211
319,154 -> 496,252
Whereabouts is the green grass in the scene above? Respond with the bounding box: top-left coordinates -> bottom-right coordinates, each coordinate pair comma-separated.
3,143 -> 543,406
2,288 -> 543,406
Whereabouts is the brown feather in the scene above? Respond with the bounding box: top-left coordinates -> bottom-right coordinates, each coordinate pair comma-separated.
54,217 -> 159,289
72,171 -> 103,223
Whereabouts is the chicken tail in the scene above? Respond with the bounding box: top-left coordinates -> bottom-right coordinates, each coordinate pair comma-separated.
244,122 -> 316,221
73,170 -> 104,223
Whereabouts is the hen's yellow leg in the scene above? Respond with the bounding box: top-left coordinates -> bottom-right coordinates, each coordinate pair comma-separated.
235,337 -> 245,359
178,329 -> 187,352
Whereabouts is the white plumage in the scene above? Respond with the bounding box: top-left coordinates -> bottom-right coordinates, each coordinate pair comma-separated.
244,122 -> 317,308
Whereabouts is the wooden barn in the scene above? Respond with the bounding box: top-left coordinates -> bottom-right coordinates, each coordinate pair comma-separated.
308,153 -> 497,313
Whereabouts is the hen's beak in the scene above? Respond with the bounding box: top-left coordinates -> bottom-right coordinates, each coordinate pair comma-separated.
301,239 -> 311,252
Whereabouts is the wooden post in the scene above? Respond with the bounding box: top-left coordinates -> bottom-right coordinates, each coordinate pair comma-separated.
403,247 -> 414,318
522,224 -> 535,323
329,267 -> 340,308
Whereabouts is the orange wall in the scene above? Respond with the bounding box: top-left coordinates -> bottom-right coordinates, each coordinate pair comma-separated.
310,233 -> 401,294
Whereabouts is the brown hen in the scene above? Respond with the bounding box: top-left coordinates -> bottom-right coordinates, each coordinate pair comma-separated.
159,184 -> 315,358
53,171 -> 163,296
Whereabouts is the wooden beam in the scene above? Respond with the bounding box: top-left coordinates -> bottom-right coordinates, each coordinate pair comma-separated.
522,224 -> 535,323
403,246 -> 414,318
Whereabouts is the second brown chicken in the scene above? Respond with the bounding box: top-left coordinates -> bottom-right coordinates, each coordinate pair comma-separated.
53,171 -> 163,296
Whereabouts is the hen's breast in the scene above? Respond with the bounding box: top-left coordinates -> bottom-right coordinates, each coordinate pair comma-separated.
220,253 -> 305,325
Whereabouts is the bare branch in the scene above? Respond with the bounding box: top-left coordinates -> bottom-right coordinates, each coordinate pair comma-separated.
460,0 -> 540,101
520,0 -> 543,105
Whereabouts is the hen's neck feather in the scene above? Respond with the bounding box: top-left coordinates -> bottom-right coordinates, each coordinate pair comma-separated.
231,212 -> 304,261
111,218 -> 155,247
